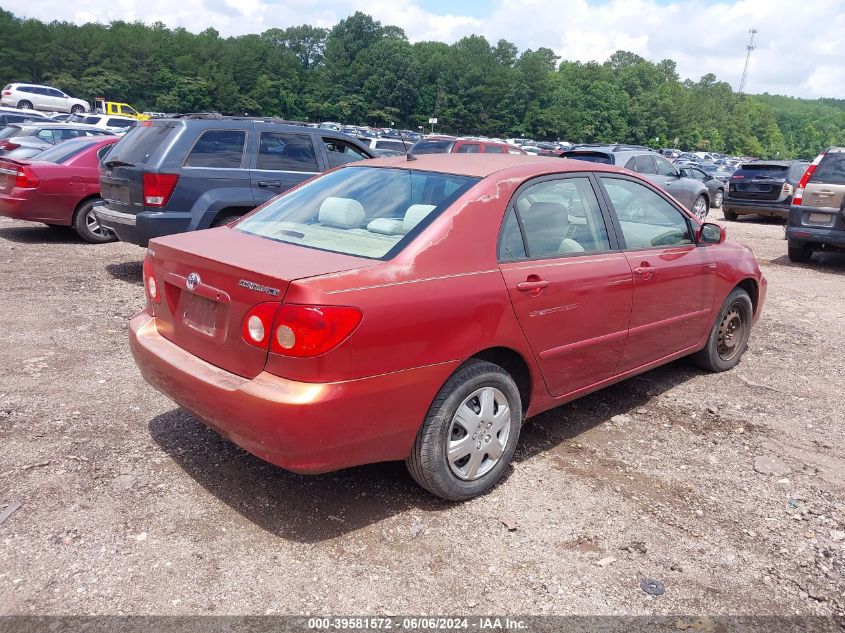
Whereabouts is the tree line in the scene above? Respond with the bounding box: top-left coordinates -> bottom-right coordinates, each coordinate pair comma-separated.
1,9 -> 843,159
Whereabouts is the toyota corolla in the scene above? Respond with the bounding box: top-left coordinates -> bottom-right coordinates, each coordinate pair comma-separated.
131,154 -> 766,500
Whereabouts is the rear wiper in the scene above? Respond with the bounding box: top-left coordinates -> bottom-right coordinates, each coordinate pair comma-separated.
104,159 -> 135,168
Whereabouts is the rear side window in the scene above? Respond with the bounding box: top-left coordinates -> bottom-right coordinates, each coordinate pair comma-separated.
654,156 -> 677,176
483,145 -> 505,154
375,140 -> 407,152
812,152 -> 845,185
257,132 -> 319,172
634,154 -> 657,174
507,177 -> 611,259
184,129 -> 246,168
236,166 -> 479,259
105,123 -> 174,165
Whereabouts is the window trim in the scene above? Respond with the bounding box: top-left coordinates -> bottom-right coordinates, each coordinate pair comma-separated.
594,173 -> 699,252
496,172 -> 622,264
181,128 -> 248,170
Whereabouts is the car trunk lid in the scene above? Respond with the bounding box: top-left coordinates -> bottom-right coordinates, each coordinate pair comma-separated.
729,164 -> 790,201
147,227 -> 374,379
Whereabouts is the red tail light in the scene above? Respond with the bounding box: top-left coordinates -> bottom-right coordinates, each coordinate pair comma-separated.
2,90 -> 11,96
793,151 -> 825,206
142,255 -> 161,305
14,165 -> 39,188
0,141 -> 20,151
242,303 -> 362,357
142,173 -> 179,207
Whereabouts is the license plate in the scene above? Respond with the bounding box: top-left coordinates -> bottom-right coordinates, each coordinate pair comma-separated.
182,294 -> 218,336
808,213 -> 831,224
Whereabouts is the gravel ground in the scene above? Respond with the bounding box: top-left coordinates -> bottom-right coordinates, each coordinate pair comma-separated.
0,210 -> 843,617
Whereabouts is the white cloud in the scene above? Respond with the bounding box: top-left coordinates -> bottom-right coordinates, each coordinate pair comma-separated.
9,0 -> 845,98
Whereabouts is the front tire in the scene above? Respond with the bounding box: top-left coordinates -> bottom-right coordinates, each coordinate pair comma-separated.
17,100 -> 32,110
690,288 -> 753,372
73,199 -> 116,244
692,195 -> 708,221
71,104 -> 84,114
406,360 -> 522,501
788,243 -> 813,263
713,189 -> 724,209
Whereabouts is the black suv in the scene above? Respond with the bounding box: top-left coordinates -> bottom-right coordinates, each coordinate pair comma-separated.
95,115 -> 375,246
722,160 -> 809,220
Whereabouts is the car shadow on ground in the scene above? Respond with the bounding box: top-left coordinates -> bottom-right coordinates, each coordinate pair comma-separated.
148,359 -> 700,543
106,260 -> 143,285
0,224 -> 82,244
769,252 -> 845,275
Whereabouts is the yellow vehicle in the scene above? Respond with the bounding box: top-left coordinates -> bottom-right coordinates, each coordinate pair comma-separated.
93,97 -> 150,121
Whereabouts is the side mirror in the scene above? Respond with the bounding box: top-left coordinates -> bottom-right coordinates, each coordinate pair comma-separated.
699,222 -> 725,244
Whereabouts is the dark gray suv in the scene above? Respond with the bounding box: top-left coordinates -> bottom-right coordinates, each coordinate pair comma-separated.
95,115 -> 375,247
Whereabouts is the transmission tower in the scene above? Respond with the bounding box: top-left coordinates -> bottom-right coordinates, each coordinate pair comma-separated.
738,28 -> 757,95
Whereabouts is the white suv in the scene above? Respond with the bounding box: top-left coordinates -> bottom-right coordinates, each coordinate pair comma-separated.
1,83 -> 90,114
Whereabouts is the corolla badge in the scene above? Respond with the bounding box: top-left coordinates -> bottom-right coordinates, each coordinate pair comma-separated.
186,272 -> 201,291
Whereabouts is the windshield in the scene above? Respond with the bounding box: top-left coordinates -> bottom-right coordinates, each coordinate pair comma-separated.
410,139 -> 456,154
236,167 -> 480,259
736,164 -> 789,178
32,138 -> 100,163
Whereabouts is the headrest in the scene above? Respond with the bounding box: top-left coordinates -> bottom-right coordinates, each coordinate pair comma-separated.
558,238 -> 585,253
318,197 -> 365,229
367,218 -> 406,235
403,204 -> 437,233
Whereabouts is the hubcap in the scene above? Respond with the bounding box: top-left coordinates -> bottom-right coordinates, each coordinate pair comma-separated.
694,197 -> 708,220
85,209 -> 107,237
717,305 -> 745,361
446,387 -> 511,481
715,191 -> 723,206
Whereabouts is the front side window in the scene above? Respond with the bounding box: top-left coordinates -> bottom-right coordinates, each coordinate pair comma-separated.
236,167 -> 479,259
257,132 -> 319,172
601,177 -> 692,248
501,177 -> 611,260
483,145 -> 505,154
184,129 -> 246,168
36,129 -> 57,143
322,137 -> 369,168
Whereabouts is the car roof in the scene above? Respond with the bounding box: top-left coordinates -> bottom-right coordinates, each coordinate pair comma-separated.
348,153 -> 627,179
739,160 -> 807,167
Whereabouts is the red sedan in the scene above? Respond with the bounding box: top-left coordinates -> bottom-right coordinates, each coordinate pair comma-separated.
0,136 -> 118,242
132,154 -> 766,500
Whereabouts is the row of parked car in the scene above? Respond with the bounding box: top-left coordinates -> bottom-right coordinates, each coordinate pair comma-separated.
0,111 -> 842,263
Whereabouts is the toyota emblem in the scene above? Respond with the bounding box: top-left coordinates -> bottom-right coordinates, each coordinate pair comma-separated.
186,272 -> 201,291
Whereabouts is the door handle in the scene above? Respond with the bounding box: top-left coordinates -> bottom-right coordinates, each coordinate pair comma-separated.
817,190 -> 835,197
633,264 -> 655,280
257,180 -> 282,187
516,278 -> 550,293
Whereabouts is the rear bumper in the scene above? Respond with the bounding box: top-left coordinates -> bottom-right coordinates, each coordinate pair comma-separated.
95,206 -> 193,247
0,190 -> 69,224
723,198 -> 790,218
786,226 -> 845,249
129,312 -> 458,474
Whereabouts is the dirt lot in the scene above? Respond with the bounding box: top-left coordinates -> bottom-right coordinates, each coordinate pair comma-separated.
0,209 -> 843,618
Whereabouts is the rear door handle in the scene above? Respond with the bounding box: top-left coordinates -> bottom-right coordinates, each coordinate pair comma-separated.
633,265 -> 655,280
516,279 -> 550,292
258,180 -> 282,187
818,190 -> 835,197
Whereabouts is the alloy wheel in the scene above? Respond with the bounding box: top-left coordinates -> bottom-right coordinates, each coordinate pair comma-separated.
693,196 -> 708,221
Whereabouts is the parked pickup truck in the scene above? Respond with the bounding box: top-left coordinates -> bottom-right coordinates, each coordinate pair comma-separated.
95,114 -> 376,246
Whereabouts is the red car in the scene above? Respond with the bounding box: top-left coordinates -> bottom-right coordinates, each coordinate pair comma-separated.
0,136 -> 118,242
131,154 -> 766,500
412,136 -> 527,155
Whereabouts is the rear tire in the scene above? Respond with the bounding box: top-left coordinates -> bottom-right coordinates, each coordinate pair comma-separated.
690,288 -> 753,372
210,212 -> 243,228
17,100 -> 32,110
788,243 -> 813,263
713,189 -> 724,209
73,199 -> 116,244
723,208 -> 738,221
71,105 -> 84,114
406,360 -> 522,501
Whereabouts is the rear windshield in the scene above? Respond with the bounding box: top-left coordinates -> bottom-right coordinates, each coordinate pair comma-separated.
562,151 -> 614,165
410,140 -> 455,154
736,164 -> 789,178
236,167 -> 479,259
32,138 -> 99,163
105,123 -> 173,165
812,151 -> 845,185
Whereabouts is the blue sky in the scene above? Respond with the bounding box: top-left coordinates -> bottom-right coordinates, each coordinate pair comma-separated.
12,0 -> 845,98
